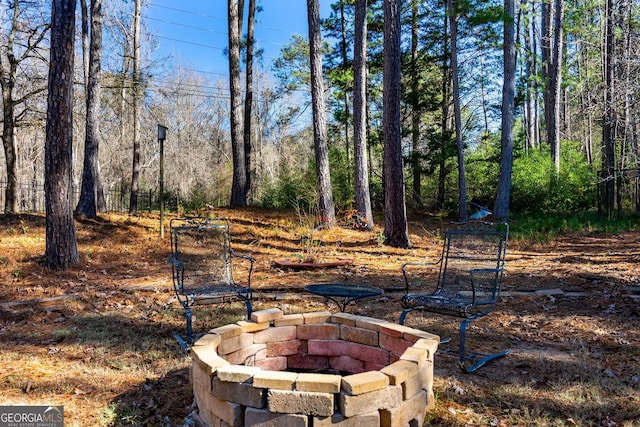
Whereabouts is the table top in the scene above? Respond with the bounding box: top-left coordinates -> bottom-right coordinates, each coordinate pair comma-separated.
304,283 -> 383,298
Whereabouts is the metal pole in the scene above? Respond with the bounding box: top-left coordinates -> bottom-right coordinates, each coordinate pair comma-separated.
159,137 -> 165,238
158,124 -> 167,238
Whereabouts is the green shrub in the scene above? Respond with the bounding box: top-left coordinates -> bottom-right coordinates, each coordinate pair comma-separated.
511,141 -> 596,214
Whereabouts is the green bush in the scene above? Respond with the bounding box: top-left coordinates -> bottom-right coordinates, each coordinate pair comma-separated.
511,141 -> 596,213
258,162 -> 314,209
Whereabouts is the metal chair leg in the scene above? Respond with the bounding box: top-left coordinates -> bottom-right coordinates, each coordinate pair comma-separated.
459,317 -> 509,373
399,307 -> 412,325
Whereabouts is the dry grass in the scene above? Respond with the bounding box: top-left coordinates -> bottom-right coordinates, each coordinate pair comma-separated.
1,208 -> 639,426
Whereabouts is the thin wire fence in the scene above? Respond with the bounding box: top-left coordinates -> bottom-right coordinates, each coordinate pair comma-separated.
0,181 -> 177,214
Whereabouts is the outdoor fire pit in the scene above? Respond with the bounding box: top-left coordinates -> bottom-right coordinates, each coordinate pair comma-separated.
190,308 -> 439,426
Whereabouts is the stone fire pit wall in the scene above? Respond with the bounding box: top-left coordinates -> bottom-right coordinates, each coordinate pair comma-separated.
191,308 -> 440,427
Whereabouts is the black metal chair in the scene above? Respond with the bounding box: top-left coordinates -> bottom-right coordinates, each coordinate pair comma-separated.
399,221 -> 509,372
169,217 -> 254,350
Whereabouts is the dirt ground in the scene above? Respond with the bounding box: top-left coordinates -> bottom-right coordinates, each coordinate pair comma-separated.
1,208 -> 639,426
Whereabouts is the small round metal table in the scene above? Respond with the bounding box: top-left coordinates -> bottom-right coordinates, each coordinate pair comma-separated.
304,283 -> 384,312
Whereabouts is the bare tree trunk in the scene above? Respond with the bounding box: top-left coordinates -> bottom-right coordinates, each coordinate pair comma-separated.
81,0 -> 89,86
243,0 -> 255,202
522,0 -> 536,152
437,5 -> 450,211
353,0 -> 373,229
494,0 -> 516,221
128,0 -> 142,213
383,0 -> 410,248
602,0 -> 615,218
410,0 -> 422,208
229,0 -> 247,207
339,0 -> 351,175
542,0 -> 563,174
76,0 -> 106,218
448,0 -> 468,220
307,0 -> 336,226
45,0 -> 79,270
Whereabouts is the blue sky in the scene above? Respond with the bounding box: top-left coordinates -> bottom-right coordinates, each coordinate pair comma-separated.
145,1 -> 333,78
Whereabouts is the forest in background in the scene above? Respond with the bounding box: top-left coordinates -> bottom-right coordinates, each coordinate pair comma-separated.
1,0 -> 639,220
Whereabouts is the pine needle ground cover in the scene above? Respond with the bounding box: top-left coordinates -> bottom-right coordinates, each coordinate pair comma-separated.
1,209 -> 638,426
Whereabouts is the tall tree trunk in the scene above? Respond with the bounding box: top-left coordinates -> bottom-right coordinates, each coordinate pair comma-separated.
307,0 -> 335,226
81,0 -> 89,86
243,0 -> 255,202
339,0 -> 351,176
448,0 -> 468,220
494,0 -> 516,221
437,5 -> 450,211
128,0 -> 142,214
1,0 -> 49,213
550,0 -> 563,173
410,0 -> 422,208
383,0 -> 410,248
76,0 -> 106,218
542,0 -> 563,174
45,0 -> 80,270
522,0 -> 536,153
602,0 -> 615,218
229,0 -> 247,207
1,1 -> 21,214
353,0 -> 374,229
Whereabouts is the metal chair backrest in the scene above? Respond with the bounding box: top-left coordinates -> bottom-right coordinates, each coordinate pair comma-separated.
170,217 -> 235,295
437,221 -> 508,305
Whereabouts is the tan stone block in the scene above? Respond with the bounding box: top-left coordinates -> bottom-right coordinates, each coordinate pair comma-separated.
225,343 -> 267,366
236,319 -> 270,333
295,373 -> 342,393
341,371 -> 389,395
196,391 -> 244,426
192,333 -> 222,348
192,359 -> 215,394
329,312 -> 359,326
380,360 -> 419,386
413,337 -> 440,359
338,385 -> 403,417
191,370 -> 213,402
313,410 -> 380,427
216,365 -> 261,383
340,325 -> 379,346
209,324 -> 243,339
253,326 -> 297,344
217,332 -> 254,356
303,311 -> 332,323
403,329 -> 440,344
400,347 -> 429,368
268,389 -> 334,417
354,316 -> 387,332
244,407 -> 308,427
401,364 -> 430,400
212,377 -> 267,409
380,389 -> 427,427
274,313 -> 305,326
251,308 -> 284,323
379,323 -> 414,338
197,403 -> 224,427
296,323 -> 340,340
253,370 -> 298,390
191,345 -> 230,375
